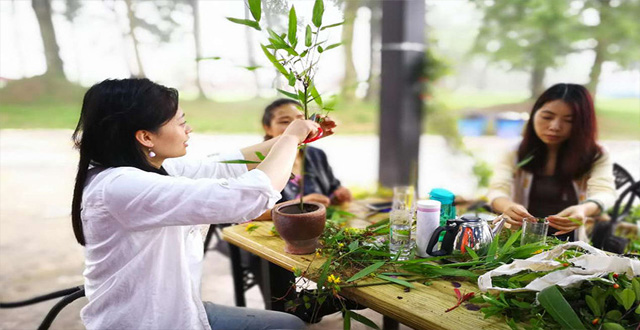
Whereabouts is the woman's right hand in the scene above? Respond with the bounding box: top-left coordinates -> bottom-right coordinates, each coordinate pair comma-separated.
282,119 -> 321,144
502,203 -> 534,226
302,193 -> 331,207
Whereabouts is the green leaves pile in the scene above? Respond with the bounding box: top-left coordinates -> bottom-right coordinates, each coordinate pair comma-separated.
299,210 -> 640,329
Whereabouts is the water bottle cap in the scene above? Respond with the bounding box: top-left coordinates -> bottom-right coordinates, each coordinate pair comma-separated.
417,199 -> 441,208
429,188 -> 455,204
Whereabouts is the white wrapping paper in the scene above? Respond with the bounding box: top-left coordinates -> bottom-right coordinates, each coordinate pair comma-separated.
478,241 -> 640,292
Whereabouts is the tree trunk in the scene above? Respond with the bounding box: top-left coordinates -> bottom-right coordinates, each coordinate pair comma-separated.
341,0 -> 359,102
124,0 -> 146,78
189,0 -> 206,98
587,40 -> 605,97
530,63 -> 545,99
245,5 -> 260,96
364,0 -> 381,103
31,0 -> 65,78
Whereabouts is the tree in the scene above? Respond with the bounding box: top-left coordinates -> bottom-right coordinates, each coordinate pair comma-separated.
364,0 -> 381,103
472,0 -> 581,98
186,0 -> 206,98
340,0 -> 359,102
31,0 -> 65,79
581,0 -> 640,95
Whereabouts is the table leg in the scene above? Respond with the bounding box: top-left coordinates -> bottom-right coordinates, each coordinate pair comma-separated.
383,316 -> 399,330
260,259 -> 294,311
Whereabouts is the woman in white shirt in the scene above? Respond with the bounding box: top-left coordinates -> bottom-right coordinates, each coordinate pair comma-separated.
71,78 -> 333,329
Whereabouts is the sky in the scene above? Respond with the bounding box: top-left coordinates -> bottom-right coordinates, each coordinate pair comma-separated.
1,0 -> 638,99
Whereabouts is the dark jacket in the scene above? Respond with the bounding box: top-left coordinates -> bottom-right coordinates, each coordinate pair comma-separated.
278,146 -> 341,203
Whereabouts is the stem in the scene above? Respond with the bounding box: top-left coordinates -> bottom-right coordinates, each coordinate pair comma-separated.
340,278 -> 423,288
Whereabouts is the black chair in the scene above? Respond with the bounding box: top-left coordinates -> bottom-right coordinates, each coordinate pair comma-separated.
0,286 -> 85,330
203,224 -> 259,307
611,163 -> 637,219
592,180 -> 640,253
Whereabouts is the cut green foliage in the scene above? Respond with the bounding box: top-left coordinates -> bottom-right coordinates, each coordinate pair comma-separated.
538,286 -> 585,330
346,261 -> 385,283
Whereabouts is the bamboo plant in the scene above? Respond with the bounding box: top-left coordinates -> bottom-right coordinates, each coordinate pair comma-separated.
227,0 -> 342,211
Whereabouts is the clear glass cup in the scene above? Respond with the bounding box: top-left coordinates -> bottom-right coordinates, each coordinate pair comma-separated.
389,186 -> 415,260
521,217 -> 549,245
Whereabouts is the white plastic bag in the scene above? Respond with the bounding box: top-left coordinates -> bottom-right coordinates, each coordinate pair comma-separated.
478,241 -> 640,292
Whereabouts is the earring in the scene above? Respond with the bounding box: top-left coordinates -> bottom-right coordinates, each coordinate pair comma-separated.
149,149 -> 156,158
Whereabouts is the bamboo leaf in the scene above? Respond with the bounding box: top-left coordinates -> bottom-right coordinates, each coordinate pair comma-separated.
196,56 -> 221,61
317,256 -> 333,288
466,247 -> 479,260
347,261 -> 385,282
240,65 -> 261,71
248,0 -> 261,22
288,6 -> 297,46
305,25 -> 312,47
254,151 -> 265,161
349,311 -> 380,330
323,42 -> 342,51
260,44 -> 288,76
376,274 -> 414,288
310,83 -> 323,108
321,21 -> 345,30
277,88 -> 299,100
312,0 -> 324,28
585,295 -> 600,316
486,233 -> 500,262
318,45 -> 324,53
343,310 -> 351,330
538,286 -> 585,330
226,17 -> 261,31
516,154 -> 534,168
499,229 -> 522,255
288,75 -> 296,87
219,159 -> 261,164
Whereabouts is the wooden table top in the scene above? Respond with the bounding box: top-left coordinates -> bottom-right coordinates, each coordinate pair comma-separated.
222,215 -> 511,330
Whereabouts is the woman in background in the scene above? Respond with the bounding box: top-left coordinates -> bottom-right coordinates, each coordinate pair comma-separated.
488,83 -> 616,241
260,98 -> 352,209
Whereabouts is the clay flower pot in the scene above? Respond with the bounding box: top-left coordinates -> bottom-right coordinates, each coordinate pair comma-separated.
272,201 -> 326,254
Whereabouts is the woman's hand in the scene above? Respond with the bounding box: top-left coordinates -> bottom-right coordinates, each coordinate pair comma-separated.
547,205 -> 587,235
283,119 -> 321,144
316,116 -> 337,138
502,203 -> 534,227
331,186 -> 353,205
302,193 -> 331,207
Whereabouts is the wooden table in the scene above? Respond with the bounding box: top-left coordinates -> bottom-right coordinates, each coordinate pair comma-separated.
222,217 -> 511,330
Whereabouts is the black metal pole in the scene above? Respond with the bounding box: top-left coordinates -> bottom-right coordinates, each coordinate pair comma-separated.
379,0 -> 425,188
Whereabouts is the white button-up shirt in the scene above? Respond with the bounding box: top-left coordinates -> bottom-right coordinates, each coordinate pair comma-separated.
80,151 -> 281,330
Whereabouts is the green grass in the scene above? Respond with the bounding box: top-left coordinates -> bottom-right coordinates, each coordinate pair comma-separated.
1,91 -> 637,140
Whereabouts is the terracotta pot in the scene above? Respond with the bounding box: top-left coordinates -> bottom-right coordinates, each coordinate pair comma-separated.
272,201 -> 326,254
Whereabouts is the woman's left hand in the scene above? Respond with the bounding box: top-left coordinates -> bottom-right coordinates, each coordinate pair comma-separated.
331,186 -> 353,204
547,205 -> 587,236
316,116 -> 337,138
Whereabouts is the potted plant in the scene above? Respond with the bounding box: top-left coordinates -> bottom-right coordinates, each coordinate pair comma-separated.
227,0 -> 342,254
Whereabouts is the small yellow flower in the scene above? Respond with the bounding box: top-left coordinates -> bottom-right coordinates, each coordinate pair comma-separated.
315,248 -> 322,257
245,223 -> 259,233
327,274 -> 341,284
338,243 -> 345,248
533,249 -> 543,254
333,276 -> 341,284
292,266 -> 298,273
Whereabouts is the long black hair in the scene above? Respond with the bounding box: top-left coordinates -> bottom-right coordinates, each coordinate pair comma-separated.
261,98 -> 301,140
71,78 -> 179,245
518,83 -> 601,179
